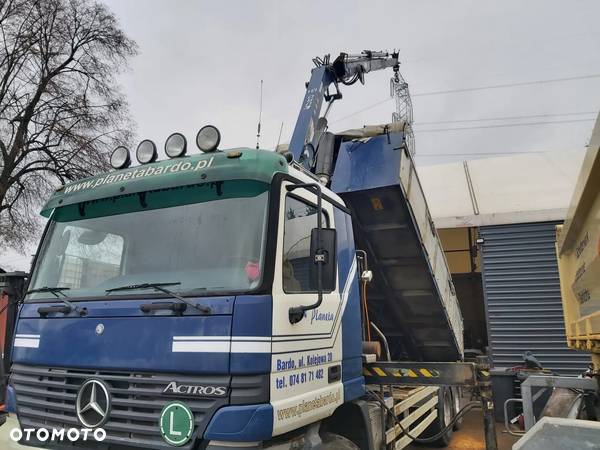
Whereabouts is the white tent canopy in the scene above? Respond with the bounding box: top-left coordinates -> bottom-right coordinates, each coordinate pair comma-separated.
418,150 -> 586,229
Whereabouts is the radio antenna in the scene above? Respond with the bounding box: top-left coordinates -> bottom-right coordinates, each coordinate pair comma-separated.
275,121 -> 284,150
256,79 -> 263,149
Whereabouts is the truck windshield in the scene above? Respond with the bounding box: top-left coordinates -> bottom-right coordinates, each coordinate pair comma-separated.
27,180 -> 269,300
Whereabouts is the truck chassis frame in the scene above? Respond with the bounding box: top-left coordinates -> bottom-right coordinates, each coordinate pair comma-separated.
363,357 -> 498,450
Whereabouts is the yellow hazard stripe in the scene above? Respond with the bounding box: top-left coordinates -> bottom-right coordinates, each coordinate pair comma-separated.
373,367 -> 387,377
365,366 -> 440,378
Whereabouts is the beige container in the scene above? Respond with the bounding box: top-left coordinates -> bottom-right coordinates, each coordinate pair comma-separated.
556,117 -> 600,370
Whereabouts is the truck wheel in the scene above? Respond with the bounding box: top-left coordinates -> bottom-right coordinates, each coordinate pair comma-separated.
422,387 -> 453,447
320,432 -> 360,450
452,387 -> 463,431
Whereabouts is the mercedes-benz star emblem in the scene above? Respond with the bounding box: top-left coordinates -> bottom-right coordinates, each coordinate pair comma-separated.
76,379 -> 111,428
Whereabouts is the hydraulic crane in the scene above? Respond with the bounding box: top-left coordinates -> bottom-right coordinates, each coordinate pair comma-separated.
289,51 -> 399,163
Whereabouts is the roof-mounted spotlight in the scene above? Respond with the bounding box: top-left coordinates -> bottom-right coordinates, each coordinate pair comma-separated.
196,125 -> 221,153
136,139 -> 158,164
110,146 -> 131,170
165,132 -> 187,158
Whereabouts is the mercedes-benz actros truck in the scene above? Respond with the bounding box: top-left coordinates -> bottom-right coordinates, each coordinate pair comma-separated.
5,51 -> 495,450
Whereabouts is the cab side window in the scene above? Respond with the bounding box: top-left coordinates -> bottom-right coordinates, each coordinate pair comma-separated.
282,195 -> 328,293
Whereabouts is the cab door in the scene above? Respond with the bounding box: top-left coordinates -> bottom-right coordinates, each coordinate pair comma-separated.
270,181 -> 344,436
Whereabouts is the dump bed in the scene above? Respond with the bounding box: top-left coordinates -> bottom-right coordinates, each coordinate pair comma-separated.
556,119 -> 600,358
331,129 -> 463,361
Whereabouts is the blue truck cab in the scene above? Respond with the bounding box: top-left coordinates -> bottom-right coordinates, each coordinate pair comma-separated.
10,148 -> 367,449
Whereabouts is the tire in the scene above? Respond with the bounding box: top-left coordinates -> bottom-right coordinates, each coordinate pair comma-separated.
452,387 -> 463,431
320,432 -> 360,450
422,387 -> 453,447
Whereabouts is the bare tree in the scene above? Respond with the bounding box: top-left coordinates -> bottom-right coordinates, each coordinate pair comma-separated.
0,0 -> 137,249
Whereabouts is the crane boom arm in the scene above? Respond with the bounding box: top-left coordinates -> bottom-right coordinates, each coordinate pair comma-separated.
288,50 -> 399,161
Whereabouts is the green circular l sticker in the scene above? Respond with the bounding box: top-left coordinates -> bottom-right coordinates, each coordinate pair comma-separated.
159,401 -> 194,446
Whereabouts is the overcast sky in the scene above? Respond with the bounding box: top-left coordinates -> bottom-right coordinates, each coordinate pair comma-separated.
3,0 -> 600,270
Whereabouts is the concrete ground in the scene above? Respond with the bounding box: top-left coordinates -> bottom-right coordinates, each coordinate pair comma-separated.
0,415 -> 36,449
0,410 -> 519,450
408,409 -> 520,450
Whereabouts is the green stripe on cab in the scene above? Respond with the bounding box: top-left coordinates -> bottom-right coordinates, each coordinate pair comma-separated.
41,149 -> 288,217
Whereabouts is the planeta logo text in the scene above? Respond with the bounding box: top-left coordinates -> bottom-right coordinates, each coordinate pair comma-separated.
310,309 -> 334,324
163,382 -> 227,397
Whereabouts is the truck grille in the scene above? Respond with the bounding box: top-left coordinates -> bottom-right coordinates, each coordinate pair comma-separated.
10,364 -> 230,449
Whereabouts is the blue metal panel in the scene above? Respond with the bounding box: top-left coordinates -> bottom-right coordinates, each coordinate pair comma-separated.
231,295 -> 272,337
480,222 -> 589,376
230,353 -> 271,376
334,208 -> 353,302
335,208 -> 364,400
343,376 -> 365,403
5,385 -> 15,413
331,134 -> 404,194
12,315 -> 232,373
231,295 -> 272,374
204,403 -> 273,441
14,294 -> 276,376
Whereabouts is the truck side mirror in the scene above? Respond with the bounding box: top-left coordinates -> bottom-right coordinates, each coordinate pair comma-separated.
309,228 -> 336,292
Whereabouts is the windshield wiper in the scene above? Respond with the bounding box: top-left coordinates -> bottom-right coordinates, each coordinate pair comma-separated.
26,286 -> 79,312
105,282 -> 211,314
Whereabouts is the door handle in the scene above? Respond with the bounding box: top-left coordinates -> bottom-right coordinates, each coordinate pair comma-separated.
328,365 -> 341,383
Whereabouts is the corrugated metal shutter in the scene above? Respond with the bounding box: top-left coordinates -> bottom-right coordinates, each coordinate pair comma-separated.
480,222 -> 589,376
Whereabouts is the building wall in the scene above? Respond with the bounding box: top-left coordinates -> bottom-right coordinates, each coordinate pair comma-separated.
438,227 -> 480,274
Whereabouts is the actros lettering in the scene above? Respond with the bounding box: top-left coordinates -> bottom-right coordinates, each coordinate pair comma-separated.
163,381 -> 228,397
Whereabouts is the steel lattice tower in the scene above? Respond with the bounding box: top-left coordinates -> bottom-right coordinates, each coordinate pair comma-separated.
390,67 -> 415,156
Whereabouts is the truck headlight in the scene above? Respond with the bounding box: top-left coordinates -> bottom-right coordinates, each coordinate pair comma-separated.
196,125 -> 221,152
110,146 -> 131,169
136,139 -> 158,164
165,132 -> 187,158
